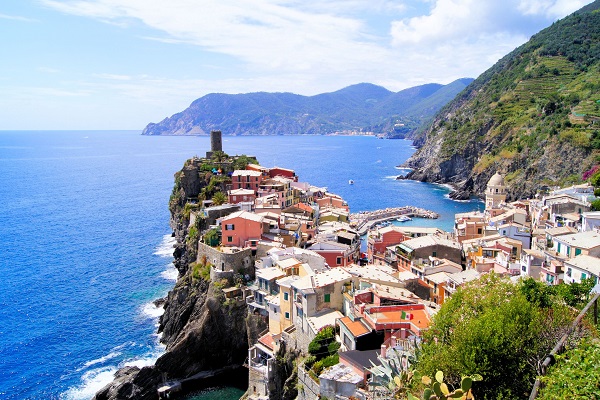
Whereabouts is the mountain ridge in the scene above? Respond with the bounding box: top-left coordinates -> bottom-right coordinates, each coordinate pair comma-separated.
141,80 -> 473,136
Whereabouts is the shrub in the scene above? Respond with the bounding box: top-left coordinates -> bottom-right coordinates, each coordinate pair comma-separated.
539,339 -> 600,399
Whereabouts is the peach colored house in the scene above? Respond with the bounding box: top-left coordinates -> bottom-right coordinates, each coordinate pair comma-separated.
220,211 -> 268,248
454,211 -> 486,243
316,192 -> 349,211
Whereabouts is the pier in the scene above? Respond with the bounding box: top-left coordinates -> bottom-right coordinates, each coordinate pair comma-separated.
350,206 -> 439,235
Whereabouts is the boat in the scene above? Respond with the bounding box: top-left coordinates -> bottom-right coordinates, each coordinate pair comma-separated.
396,215 -> 412,222
349,180 -> 354,185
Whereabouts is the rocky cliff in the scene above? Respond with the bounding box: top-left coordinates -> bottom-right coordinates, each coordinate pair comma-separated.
94,157 -> 265,400
404,1 -> 600,200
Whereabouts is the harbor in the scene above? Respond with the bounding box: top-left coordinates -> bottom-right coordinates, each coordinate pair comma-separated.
350,206 -> 439,235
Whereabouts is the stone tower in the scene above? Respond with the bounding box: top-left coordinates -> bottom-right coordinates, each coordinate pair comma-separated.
206,130 -> 223,158
485,171 -> 507,210
210,130 -> 222,153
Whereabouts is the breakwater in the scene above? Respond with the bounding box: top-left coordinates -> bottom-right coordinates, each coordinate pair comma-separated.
350,206 -> 439,235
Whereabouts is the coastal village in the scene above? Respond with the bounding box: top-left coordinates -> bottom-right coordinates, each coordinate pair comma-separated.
167,131 -> 600,400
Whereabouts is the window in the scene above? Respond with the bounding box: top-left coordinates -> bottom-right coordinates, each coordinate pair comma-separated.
285,312 -> 290,319
575,248 -> 582,256
227,236 -> 233,243
477,228 -> 482,234
582,273 -> 587,280
284,292 -> 289,301
336,256 -> 342,265
432,251 -> 437,257
567,268 -> 572,277
522,265 -> 527,272
324,294 -> 331,303
225,224 -> 235,230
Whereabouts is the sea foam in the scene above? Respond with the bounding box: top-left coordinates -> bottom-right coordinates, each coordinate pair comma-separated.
153,234 -> 176,257
60,366 -> 118,400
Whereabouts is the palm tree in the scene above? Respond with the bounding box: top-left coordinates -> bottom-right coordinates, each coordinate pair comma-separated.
212,191 -> 227,205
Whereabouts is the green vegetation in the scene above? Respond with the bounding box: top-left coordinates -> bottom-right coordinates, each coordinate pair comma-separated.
211,191 -> 227,205
191,255 -> 213,281
305,325 -> 340,379
233,155 -> 258,170
538,339 -> 600,399
203,228 -> 220,246
408,371 -> 482,400
413,2 -> 600,197
416,274 -> 578,400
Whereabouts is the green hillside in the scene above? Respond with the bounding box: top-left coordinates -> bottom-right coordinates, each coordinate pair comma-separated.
406,1 -> 600,199
141,80 -> 472,136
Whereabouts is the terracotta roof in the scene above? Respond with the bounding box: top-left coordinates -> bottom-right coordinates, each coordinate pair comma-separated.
338,316 -> 371,338
368,308 -> 431,331
258,333 -> 275,351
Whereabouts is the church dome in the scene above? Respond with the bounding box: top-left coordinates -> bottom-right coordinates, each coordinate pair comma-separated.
488,172 -> 505,187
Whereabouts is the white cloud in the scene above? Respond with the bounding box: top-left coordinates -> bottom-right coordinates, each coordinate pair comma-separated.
517,0 -> 592,18
16,0 -> 594,129
0,12 -> 37,22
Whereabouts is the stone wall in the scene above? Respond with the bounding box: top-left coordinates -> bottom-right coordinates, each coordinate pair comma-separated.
297,364 -> 320,400
197,242 -> 253,272
210,268 -> 234,282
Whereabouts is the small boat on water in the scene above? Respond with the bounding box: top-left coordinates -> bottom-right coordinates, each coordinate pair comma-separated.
349,180 -> 354,185
396,215 -> 412,222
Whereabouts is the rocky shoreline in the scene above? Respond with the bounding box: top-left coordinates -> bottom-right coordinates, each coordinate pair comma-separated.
395,173 -> 474,201
94,159 -> 263,400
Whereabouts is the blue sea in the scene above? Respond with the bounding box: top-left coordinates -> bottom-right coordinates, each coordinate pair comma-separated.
0,131 -> 481,400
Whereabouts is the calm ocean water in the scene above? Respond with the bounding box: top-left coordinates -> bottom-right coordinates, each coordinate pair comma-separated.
0,131 -> 480,400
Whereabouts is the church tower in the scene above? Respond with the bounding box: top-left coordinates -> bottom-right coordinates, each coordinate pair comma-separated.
485,172 -> 506,210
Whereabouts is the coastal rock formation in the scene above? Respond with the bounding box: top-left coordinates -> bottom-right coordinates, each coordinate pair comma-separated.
94,158 -> 257,400
403,1 -> 600,200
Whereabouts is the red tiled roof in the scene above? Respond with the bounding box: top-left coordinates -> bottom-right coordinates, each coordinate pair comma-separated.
258,333 -> 275,350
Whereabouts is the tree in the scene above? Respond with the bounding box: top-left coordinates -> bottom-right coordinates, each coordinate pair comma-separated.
211,191 -> 227,206
416,274 -> 574,400
211,150 -> 229,163
233,155 -> 258,170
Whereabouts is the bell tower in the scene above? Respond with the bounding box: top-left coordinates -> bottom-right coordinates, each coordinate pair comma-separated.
485,172 -> 506,210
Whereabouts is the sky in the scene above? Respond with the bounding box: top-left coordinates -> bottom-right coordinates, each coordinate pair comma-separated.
0,0 -> 595,130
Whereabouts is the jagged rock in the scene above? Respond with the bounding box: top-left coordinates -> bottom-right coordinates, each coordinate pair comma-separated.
93,366 -> 162,400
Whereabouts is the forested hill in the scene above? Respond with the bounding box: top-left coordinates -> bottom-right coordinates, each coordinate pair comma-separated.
404,0 -> 600,200
141,79 -> 472,136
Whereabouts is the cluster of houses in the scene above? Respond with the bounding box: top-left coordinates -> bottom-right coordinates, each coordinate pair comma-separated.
188,154 -> 600,399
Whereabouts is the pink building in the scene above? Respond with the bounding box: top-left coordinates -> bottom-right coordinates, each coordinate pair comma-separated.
228,188 -> 256,204
308,241 -> 357,267
220,211 -> 268,248
367,226 -> 408,262
232,170 -> 264,192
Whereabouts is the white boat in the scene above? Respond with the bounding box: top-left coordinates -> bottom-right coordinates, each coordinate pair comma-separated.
349,180 -> 354,185
396,215 -> 412,222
